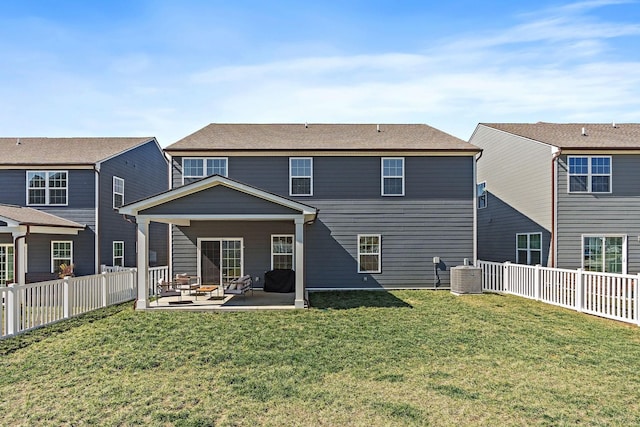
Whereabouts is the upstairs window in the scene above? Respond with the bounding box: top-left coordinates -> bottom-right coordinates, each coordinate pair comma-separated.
290,158 -> 313,196
182,158 -> 228,184
477,181 -> 487,209
516,233 -> 542,265
113,177 -> 125,208
382,158 -> 404,196
358,234 -> 381,273
568,156 -> 611,193
27,171 -> 68,205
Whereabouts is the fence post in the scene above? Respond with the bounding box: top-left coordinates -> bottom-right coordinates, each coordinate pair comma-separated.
576,268 -> 584,313
101,272 -> 108,307
534,264 -> 541,301
6,284 -> 20,336
131,268 -> 138,300
63,276 -> 72,318
503,262 -> 510,293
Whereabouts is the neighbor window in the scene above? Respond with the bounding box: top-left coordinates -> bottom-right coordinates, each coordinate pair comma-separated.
382,158 -> 404,196
358,234 -> 381,273
290,157 -> 313,196
271,235 -> 294,270
113,241 -> 124,267
516,233 -> 542,265
182,157 -> 228,184
477,181 -> 487,209
568,156 -> 611,193
27,171 -> 68,205
51,241 -> 73,273
582,235 -> 626,273
0,245 -> 14,285
113,176 -> 124,208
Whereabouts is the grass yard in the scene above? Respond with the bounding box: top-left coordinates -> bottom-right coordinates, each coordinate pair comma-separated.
1,291 -> 640,426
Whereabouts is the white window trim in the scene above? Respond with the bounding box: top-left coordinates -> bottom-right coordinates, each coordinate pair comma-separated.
477,181 -> 487,209
515,232 -> 542,265
113,241 -> 124,267
289,157 -> 313,196
113,176 -> 125,208
26,170 -> 69,206
271,234 -> 294,270
358,234 -> 382,273
51,241 -> 73,273
581,234 -> 627,274
567,156 -> 612,194
182,157 -> 228,185
381,157 -> 405,196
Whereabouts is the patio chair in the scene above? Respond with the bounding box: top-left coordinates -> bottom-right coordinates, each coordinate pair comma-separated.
224,275 -> 253,296
174,273 -> 200,296
156,278 -> 181,305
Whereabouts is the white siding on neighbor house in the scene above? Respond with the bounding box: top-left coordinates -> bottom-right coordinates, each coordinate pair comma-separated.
473,125 -> 554,265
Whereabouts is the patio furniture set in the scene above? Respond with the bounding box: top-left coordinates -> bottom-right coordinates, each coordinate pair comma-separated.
156,274 -> 253,305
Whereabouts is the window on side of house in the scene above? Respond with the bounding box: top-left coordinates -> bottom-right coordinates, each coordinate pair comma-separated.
27,171 -> 68,205
182,157 -> 228,184
477,181 -> 487,209
381,157 -> 404,196
358,234 -> 381,273
271,235 -> 294,270
290,157 -> 313,196
113,176 -> 124,208
51,241 -> 73,273
516,233 -> 542,265
582,235 -> 626,274
113,241 -> 124,267
568,156 -> 611,193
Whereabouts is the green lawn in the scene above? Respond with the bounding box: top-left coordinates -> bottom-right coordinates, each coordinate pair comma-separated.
1,291 -> 640,426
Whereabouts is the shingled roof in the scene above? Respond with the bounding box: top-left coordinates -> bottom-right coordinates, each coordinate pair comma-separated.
0,137 -> 156,165
165,124 -> 479,152
481,123 -> 640,149
0,204 -> 85,229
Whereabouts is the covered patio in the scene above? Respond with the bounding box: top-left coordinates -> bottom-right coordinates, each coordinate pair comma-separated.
119,175 -> 317,310
150,288 -> 298,310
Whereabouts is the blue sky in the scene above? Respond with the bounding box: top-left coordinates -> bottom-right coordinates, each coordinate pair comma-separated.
1,1 -> 639,145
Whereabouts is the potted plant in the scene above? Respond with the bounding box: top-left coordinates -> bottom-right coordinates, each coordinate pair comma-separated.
58,263 -> 74,279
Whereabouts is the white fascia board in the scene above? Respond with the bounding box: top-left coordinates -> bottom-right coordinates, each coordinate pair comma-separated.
138,214 -> 306,223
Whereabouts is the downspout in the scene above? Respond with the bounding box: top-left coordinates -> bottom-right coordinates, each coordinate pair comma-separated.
474,150 -> 483,264
13,225 -> 30,284
94,164 -> 101,273
550,148 -> 562,267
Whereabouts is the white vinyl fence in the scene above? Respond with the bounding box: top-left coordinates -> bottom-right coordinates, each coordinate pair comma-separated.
1,270 -> 137,339
101,265 -> 169,296
477,260 -> 640,326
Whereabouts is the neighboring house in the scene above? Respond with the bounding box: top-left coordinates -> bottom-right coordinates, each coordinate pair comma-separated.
120,123 -> 481,309
471,122 -> 640,274
0,137 -> 169,285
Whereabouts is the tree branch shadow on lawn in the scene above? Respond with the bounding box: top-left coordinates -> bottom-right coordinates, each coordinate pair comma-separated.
308,290 -> 413,309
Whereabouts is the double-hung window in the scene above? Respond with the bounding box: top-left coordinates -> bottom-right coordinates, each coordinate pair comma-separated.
182,158 -> 228,184
477,181 -> 487,209
27,171 -> 68,205
583,235 -> 626,273
516,233 -> 542,265
358,234 -> 381,273
113,241 -> 124,267
568,156 -> 611,193
271,235 -> 294,269
290,157 -> 312,196
382,158 -> 404,196
51,241 -> 73,273
113,177 -> 125,208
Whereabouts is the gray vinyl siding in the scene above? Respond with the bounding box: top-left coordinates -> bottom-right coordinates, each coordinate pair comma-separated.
472,125 -> 553,264
99,140 -> 169,267
556,154 -> 640,273
169,155 -> 475,289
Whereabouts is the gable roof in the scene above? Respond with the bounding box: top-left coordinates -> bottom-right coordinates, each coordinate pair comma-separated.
0,137 -> 157,165
165,124 -> 479,152
481,123 -> 640,150
0,204 -> 85,229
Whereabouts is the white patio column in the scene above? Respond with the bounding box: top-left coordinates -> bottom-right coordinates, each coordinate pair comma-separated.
294,217 -> 305,308
136,218 -> 150,310
12,231 -> 27,285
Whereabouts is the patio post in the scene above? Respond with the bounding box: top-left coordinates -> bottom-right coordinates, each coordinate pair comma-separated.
12,230 -> 27,285
294,217 -> 305,308
136,218 -> 150,310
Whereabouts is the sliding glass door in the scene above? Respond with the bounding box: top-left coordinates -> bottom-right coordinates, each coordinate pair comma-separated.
198,239 -> 243,286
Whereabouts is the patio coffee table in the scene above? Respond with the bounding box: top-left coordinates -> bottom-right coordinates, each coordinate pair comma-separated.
197,285 -> 219,300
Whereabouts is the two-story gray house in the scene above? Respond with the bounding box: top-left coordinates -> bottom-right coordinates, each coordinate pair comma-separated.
120,123 -> 481,309
0,137 -> 169,285
472,122 -> 640,274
